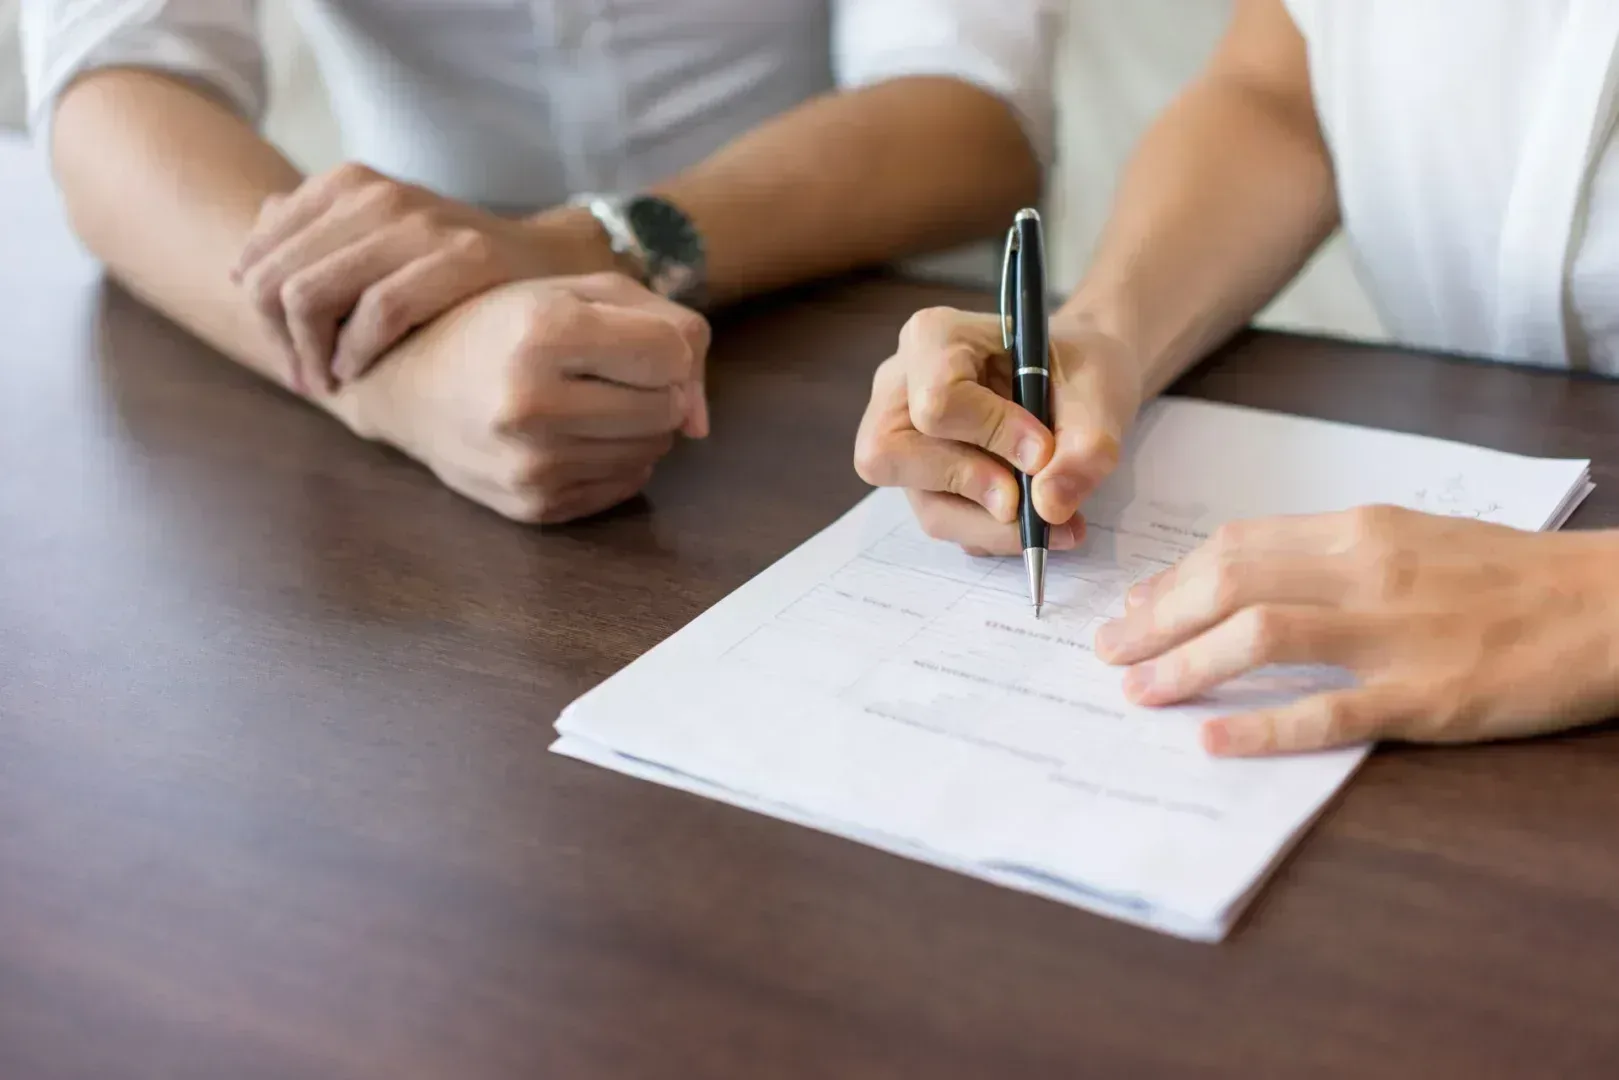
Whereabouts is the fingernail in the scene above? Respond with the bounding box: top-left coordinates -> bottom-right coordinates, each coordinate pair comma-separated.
1201,720 -> 1231,755
1047,477 -> 1080,508
1052,521 -> 1079,550
1122,663 -> 1156,700
1126,583 -> 1150,608
1016,437 -> 1044,471
1094,619 -> 1123,658
985,486 -> 1012,520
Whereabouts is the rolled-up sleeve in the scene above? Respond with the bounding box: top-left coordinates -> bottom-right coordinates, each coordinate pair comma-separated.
22,0 -> 265,143
832,0 -> 1061,167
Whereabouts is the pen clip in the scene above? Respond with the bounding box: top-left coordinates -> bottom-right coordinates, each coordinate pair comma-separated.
999,222 -> 1019,352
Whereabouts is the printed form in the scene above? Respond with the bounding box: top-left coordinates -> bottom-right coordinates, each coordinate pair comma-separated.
554,399 -> 1592,940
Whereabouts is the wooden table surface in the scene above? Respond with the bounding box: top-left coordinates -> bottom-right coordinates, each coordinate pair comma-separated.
5,137 -> 1619,1080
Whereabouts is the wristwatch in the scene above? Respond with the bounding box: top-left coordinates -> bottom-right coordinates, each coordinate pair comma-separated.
570,192 -> 707,307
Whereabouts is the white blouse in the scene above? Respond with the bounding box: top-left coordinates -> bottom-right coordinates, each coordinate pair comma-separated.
21,0 -> 1059,213
1284,0 -> 1619,370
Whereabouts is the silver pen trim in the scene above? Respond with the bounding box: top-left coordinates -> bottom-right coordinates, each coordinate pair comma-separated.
1013,367 -> 1049,378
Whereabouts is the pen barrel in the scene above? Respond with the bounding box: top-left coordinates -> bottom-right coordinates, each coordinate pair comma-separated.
1014,370 -> 1049,551
1010,210 -> 1050,552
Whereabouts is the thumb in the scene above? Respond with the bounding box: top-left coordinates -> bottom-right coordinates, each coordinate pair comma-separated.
1030,342 -> 1135,525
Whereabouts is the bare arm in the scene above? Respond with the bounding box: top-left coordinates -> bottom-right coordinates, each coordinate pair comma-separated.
50,69 -> 306,390
1058,0 -> 1336,395
533,77 -> 1042,306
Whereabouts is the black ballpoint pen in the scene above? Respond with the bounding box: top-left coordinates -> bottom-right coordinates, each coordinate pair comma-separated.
1000,207 -> 1050,618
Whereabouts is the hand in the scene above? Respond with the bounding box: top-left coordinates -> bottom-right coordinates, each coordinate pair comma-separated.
234,163 -> 603,394
853,307 -> 1143,555
1094,506 -> 1619,756
329,272 -> 710,524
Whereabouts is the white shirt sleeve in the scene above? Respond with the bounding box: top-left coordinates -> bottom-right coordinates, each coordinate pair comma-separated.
21,0 -> 265,142
832,0 -> 1062,167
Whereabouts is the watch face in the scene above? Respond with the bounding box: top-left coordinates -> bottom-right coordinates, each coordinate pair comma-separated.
625,196 -> 704,273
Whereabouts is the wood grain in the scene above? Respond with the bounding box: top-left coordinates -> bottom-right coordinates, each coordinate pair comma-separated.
5,138 -> 1619,1079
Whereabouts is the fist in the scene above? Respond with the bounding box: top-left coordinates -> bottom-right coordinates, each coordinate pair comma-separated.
338,272 -> 710,524
853,307 -> 1143,555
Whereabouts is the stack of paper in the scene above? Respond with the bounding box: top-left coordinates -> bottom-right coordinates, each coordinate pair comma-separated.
553,398 -> 1593,941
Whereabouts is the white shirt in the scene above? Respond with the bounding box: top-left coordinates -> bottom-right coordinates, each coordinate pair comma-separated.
1284,0 -> 1619,370
21,0 -> 1058,215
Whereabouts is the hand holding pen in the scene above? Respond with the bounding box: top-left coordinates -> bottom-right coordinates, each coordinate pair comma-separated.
852,210 -> 1145,574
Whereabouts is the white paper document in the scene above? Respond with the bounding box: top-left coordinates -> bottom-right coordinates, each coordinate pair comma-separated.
553,398 -> 1593,941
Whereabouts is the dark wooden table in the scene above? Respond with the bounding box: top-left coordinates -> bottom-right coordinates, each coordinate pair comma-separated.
5,137 -> 1619,1080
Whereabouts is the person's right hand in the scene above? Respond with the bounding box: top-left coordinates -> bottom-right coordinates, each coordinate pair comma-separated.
326,272 -> 709,524
853,308 -> 1142,555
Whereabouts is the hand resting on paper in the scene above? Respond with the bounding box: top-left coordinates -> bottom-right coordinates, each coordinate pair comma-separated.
853,307 -> 1142,555
1094,506 -> 1619,756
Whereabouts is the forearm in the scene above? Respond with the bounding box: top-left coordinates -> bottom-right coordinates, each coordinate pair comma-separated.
534,76 -> 1040,306
51,69 -> 303,389
1059,39 -> 1337,397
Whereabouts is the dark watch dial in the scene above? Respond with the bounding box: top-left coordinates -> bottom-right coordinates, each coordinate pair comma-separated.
623,196 -> 705,298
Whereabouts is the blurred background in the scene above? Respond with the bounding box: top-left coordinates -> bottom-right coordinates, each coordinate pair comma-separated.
0,0 -> 1386,344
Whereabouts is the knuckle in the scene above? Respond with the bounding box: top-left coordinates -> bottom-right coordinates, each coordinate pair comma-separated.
243,268 -> 283,312
398,207 -> 440,237
506,446 -> 560,491
518,291 -> 588,355
356,285 -> 402,337
852,429 -> 891,486
279,275 -> 321,317
448,227 -> 496,262
505,489 -> 551,525
1344,504 -> 1398,548
1237,603 -> 1287,660
1208,520 -> 1247,554
1209,555 -> 1246,611
1314,697 -> 1357,747
899,306 -> 958,352
331,161 -> 377,188
672,308 -> 711,356
357,179 -> 408,215
942,457 -> 978,499
581,269 -> 640,296
910,382 -> 954,435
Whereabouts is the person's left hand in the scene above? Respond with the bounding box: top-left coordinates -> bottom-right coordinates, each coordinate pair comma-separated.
234,163 -> 595,394
1093,506 -> 1619,756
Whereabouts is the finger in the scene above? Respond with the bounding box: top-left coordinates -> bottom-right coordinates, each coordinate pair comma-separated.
535,469 -> 658,524
856,429 -> 1021,522
1202,685 -> 1414,757
1120,604 -> 1374,707
907,348 -> 1052,474
557,303 -> 697,390
1031,351 -> 1135,524
1097,553 -> 1356,666
568,275 -> 712,439
564,271 -> 713,364
235,166 -> 382,276
284,232 -> 433,386
907,489 -> 1083,557
1123,513 -> 1356,613
542,380 -> 686,439
331,246 -> 508,381
232,190 -> 301,282
530,433 -> 676,473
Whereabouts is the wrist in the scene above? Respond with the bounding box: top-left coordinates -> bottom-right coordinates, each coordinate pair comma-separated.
1053,290 -> 1143,359
519,205 -> 623,279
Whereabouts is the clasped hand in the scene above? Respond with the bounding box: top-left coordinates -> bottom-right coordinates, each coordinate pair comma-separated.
235,165 -> 710,524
